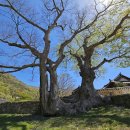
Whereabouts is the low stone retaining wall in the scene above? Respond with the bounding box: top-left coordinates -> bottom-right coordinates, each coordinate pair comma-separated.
0,95 -> 130,114
0,101 -> 39,114
110,94 -> 130,108
97,87 -> 130,96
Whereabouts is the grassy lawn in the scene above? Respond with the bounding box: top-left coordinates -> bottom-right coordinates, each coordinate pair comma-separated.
0,106 -> 130,130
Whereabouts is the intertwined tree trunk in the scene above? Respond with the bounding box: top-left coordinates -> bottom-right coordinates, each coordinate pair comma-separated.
39,57 -> 61,115
79,68 -> 102,111
39,59 -> 49,115
80,69 -> 96,99
65,48 -> 103,113
48,70 -> 59,115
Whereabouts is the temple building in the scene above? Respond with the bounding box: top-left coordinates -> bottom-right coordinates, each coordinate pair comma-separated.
103,73 -> 130,89
97,73 -> 130,96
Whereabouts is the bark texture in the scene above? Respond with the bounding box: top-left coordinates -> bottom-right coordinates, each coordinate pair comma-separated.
39,59 -> 49,115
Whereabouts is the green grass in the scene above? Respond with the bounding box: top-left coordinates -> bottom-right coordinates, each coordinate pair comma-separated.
0,74 -> 38,102
0,106 -> 130,130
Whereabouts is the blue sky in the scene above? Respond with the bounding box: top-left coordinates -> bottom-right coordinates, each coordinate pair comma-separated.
12,63 -> 130,89
0,0 -> 130,89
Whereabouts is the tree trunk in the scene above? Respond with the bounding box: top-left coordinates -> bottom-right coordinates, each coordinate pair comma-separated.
79,68 -> 95,97
47,70 -> 59,115
39,59 -> 49,115
80,76 -> 96,98
77,68 -> 102,112
39,58 -> 102,115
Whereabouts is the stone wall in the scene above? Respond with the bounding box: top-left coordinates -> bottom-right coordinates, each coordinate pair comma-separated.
110,94 -> 130,108
97,87 -> 130,96
0,101 -> 39,114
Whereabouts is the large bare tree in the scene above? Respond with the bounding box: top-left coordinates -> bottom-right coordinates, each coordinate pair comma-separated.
0,0 -> 129,115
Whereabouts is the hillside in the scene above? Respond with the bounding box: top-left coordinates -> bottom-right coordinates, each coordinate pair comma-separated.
0,74 -> 39,102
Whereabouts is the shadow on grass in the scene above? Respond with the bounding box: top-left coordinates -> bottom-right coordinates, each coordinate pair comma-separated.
0,115 -> 47,130
48,107 -> 130,128
0,107 -> 130,130
48,114 -> 130,128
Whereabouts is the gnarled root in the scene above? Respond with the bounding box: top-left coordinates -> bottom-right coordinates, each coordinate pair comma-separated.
56,93 -> 103,115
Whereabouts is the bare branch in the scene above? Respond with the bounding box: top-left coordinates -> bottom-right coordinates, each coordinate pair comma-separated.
16,24 -> 40,57
0,0 -> 46,33
70,51 -> 83,68
93,51 -> 130,70
0,38 -> 27,49
53,2 -> 114,68
48,0 -> 64,31
0,63 -> 39,74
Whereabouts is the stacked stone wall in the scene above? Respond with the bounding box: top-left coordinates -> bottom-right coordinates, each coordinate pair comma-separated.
111,94 -> 130,108
0,101 -> 39,114
97,87 -> 130,96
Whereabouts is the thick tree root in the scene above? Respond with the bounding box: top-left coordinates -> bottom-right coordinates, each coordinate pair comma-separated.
43,87 -> 103,116
56,94 -> 103,115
